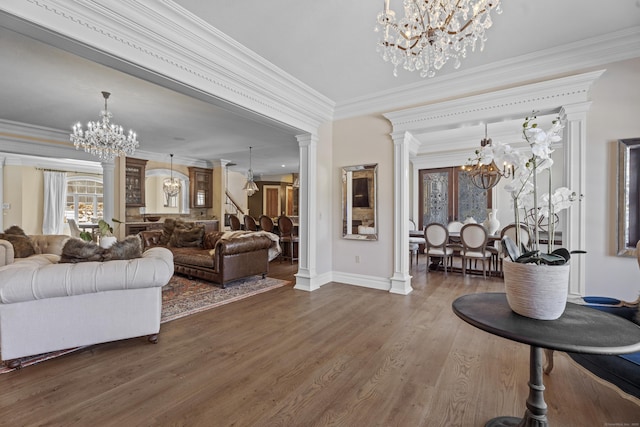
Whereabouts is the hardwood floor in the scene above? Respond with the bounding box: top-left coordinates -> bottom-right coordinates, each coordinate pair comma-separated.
1,257 -> 638,426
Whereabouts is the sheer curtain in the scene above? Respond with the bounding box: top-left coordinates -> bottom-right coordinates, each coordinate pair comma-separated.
43,171 -> 67,234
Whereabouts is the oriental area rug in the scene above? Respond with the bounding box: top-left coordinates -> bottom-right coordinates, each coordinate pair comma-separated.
0,274 -> 290,374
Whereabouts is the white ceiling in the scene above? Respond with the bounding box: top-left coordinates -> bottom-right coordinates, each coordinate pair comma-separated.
1,1 -> 639,175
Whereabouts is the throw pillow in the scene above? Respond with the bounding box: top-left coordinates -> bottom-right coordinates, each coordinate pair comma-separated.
169,224 -> 205,248
0,233 -> 36,258
159,218 -> 177,245
103,235 -> 143,261
3,225 -> 28,236
59,238 -> 105,263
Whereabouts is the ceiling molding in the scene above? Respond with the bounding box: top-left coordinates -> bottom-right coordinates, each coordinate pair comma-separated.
0,0 -> 334,133
336,27 -> 640,120
383,70 -> 604,135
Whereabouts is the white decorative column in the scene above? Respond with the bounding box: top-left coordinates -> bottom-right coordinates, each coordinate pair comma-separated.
390,131 -> 413,295
0,156 -> 5,231
101,159 -> 115,229
560,103 -> 591,298
293,133 -> 318,291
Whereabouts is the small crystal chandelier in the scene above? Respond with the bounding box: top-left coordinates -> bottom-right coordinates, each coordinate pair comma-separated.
243,146 -> 259,197
163,154 -> 181,197
70,91 -> 138,161
375,0 -> 502,78
464,124 -> 512,190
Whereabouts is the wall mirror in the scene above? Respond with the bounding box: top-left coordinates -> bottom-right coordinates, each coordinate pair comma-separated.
617,138 -> 640,256
342,164 -> 377,240
145,169 -> 190,215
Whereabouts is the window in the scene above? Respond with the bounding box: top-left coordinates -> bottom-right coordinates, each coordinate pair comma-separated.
65,177 -> 103,223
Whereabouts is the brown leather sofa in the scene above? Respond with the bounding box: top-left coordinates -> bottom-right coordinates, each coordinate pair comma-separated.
140,227 -> 273,288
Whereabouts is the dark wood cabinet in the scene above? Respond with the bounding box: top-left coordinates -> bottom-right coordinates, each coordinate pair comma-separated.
125,158 -> 148,207
189,167 -> 213,208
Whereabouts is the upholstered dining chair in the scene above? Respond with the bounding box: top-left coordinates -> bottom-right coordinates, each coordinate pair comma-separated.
423,223 -> 453,273
258,215 -> 274,233
244,215 -> 258,231
409,219 -> 426,265
277,215 -> 299,264
460,223 -> 493,278
67,218 -> 81,238
229,214 -> 242,231
497,223 -> 532,272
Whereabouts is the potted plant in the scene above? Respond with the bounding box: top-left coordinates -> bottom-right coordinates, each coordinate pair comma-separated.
469,113 -> 584,319
97,218 -> 122,249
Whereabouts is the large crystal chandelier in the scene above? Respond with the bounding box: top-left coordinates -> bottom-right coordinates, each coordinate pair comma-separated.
242,146 -> 259,197
70,91 -> 138,161
163,154 -> 181,197
375,0 -> 502,78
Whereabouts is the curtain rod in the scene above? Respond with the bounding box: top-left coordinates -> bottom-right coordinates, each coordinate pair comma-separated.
36,167 -> 101,176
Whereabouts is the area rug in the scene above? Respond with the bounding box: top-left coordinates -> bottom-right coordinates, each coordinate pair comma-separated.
0,274 -> 290,374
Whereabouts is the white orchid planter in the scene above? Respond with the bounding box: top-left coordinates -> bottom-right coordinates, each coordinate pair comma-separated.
503,259 -> 570,320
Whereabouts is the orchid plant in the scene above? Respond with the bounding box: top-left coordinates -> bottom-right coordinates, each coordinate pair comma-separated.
468,113 -> 583,265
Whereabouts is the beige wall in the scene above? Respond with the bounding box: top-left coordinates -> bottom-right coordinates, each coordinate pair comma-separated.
332,115 -> 393,279
3,165 -> 44,235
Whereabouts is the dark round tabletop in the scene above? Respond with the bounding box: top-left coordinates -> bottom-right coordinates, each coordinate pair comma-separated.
452,292 -> 640,355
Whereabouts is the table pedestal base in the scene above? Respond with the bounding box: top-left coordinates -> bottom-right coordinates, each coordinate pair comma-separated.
485,417 -> 520,427
486,346 -> 549,427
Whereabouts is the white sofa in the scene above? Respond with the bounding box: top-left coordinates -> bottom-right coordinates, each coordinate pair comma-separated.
0,235 -> 174,368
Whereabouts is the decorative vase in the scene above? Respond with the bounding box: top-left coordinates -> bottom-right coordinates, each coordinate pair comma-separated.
503,259 -> 571,320
99,236 -> 117,249
483,209 -> 500,235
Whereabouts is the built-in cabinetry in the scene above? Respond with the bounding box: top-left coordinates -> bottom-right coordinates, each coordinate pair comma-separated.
189,167 -> 213,208
125,158 -> 148,207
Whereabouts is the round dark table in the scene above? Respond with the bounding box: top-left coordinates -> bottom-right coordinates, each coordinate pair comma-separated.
452,292 -> 640,427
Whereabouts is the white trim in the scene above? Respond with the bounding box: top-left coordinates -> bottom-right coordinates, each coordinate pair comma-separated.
331,272 -> 391,292
0,0 -> 333,132
145,168 -> 190,215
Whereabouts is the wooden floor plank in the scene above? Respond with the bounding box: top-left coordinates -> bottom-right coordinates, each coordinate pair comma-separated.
1,258 -> 638,426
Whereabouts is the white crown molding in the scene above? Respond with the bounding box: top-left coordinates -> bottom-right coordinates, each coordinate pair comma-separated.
384,70 -> 604,135
336,27 -> 640,120
0,151 -> 102,174
0,0 -> 334,133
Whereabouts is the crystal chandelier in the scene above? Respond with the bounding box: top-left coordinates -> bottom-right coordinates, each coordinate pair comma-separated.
375,0 -> 502,78
243,146 -> 259,197
70,91 -> 138,161
464,124 -> 512,190
163,154 -> 181,197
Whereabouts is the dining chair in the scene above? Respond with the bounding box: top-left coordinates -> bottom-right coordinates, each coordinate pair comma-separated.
244,215 -> 258,231
277,215 -> 299,263
497,223 -> 532,271
409,219 -> 426,265
460,223 -> 493,278
67,218 -> 81,238
229,214 -> 242,231
423,223 -> 453,273
258,215 -> 274,233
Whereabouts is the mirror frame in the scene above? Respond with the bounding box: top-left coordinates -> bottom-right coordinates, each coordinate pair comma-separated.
342,163 -> 378,240
617,138 -> 640,256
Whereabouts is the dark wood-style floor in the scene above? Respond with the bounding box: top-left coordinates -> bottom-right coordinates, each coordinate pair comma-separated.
1,257 -> 639,426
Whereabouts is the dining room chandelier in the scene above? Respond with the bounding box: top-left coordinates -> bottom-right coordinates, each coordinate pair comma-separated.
242,146 -> 259,197
163,154 -> 181,197
464,124 -> 511,190
70,91 -> 138,161
375,0 -> 502,78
